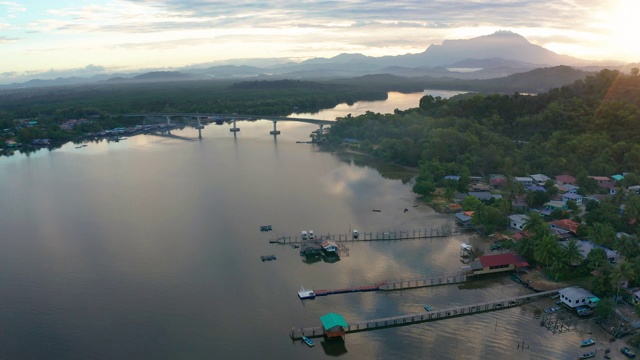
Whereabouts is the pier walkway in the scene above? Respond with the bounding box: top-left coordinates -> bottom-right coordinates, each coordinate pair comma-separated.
270,227 -> 452,245
311,273 -> 466,297
290,289 -> 561,340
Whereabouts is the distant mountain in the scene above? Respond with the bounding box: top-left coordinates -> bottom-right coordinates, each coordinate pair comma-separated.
418,31 -> 582,67
0,31 -> 628,89
130,71 -> 194,81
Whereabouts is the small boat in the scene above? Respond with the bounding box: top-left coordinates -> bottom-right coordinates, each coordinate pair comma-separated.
298,286 -> 316,300
260,225 -> 272,231
424,305 -> 432,311
578,350 -> 596,359
372,209 -> 381,212
302,335 -> 314,347
580,338 -> 595,347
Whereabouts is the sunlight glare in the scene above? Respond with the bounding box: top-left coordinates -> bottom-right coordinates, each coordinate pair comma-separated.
609,0 -> 640,59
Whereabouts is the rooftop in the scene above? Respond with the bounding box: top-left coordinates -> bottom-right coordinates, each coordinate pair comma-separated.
479,253 -> 529,268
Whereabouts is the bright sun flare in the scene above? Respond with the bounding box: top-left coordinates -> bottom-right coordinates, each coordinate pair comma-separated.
609,0 -> 640,59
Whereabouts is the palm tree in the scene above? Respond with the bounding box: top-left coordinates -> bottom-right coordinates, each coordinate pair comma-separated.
589,222 -> 616,248
523,212 -> 548,240
610,261 -> 636,301
564,238 -> 584,267
535,234 -> 560,268
517,234 -> 537,260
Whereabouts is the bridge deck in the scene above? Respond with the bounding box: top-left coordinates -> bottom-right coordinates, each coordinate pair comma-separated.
290,289 -> 560,340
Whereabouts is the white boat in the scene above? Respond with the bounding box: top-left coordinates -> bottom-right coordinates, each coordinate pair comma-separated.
301,230 -> 307,239
309,230 -> 314,239
353,229 -> 359,239
298,286 -> 316,300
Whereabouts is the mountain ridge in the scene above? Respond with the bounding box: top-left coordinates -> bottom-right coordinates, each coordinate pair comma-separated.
0,31 -> 628,89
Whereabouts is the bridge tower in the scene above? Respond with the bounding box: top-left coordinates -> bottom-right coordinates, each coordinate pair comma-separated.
196,117 -> 203,139
270,120 -> 281,135
230,118 -> 240,132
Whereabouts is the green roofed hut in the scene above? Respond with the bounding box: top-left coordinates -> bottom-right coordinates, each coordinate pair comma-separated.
320,313 -> 348,339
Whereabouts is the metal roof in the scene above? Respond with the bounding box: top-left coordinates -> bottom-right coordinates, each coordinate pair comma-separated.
320,313 -> 348,330
559,287 -> 596,300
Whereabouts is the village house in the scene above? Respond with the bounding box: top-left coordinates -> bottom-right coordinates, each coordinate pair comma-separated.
467,191 -> 502,202
467,253 -> 529,276
511,195 -> 528,211
562,192 -> 583,205
558,287 -> 600,309
549,219 -> 580,236
455,211 -> 475,229
575,240 -> 619,263
558,184 -> 579,194
588,176 -> 615,189
540,201 -> 569,216
513,176 -> 534,187
628,185 -> 640,194
555,174 -> 577,185
530,174 -> 551,185
508,214 -> 529,231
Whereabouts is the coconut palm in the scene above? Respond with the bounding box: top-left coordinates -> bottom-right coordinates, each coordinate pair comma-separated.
610,261 -> 636,300
534,234 -> 561,268
564,238 -> 584,267
523,211 -> 548,239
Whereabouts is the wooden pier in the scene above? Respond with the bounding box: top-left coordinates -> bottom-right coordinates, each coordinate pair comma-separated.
378,273 -> 467,291
309,273 -> 467,297
270,227 -> 452,245
290,289 -> 562,340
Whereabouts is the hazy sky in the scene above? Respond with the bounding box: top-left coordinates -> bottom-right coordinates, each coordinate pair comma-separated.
1,0 -> 639,80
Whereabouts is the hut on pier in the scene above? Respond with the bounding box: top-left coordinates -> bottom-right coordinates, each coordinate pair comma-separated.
320,313 -> 348,339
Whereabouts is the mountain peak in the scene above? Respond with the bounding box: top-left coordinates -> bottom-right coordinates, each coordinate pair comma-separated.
423,31 -> 578,66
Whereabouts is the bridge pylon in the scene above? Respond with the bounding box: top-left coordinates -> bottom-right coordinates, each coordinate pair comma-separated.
269,120 -> 281,135
230,118 -> 240,132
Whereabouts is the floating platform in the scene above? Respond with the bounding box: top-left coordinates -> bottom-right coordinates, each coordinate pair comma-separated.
298,286 -> 316,299
261,255 -> 277,262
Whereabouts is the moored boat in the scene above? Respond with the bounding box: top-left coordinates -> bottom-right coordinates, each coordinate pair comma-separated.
302,335 -> 314,347
578,350 -> 596,359
424,305 -> 432,311
580,338 -> 595,347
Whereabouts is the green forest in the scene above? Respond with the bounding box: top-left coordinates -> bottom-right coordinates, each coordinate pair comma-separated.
327,69 -> 640,180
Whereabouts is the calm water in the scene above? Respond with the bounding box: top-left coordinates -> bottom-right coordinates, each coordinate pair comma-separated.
290,89 -> 467,120
0,94 -> 596,359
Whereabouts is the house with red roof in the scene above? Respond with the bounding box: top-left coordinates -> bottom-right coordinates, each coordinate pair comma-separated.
549,219 -> 580,235
467,253 -> 529,275
555,175 -> 577,185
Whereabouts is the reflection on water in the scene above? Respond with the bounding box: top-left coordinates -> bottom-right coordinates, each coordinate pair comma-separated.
290,89 -> 467,120
0,119 -> 583,359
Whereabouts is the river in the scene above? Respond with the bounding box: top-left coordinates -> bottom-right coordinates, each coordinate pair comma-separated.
0,91 -> 598,359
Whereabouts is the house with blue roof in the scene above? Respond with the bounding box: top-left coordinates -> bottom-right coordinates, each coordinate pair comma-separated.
562,192 -> 583,205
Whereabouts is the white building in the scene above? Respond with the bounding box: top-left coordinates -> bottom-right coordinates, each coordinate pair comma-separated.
558,287 -> 600,309
508,214 -> 529,231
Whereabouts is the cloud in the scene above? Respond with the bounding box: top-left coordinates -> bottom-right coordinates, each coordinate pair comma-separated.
0,1 -> 26,15
0,35 -> 19,43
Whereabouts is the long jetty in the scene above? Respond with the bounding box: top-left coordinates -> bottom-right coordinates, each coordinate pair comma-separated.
270,227 -> 452,245
290,289 -> 561,340
311,273 -> 468,297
